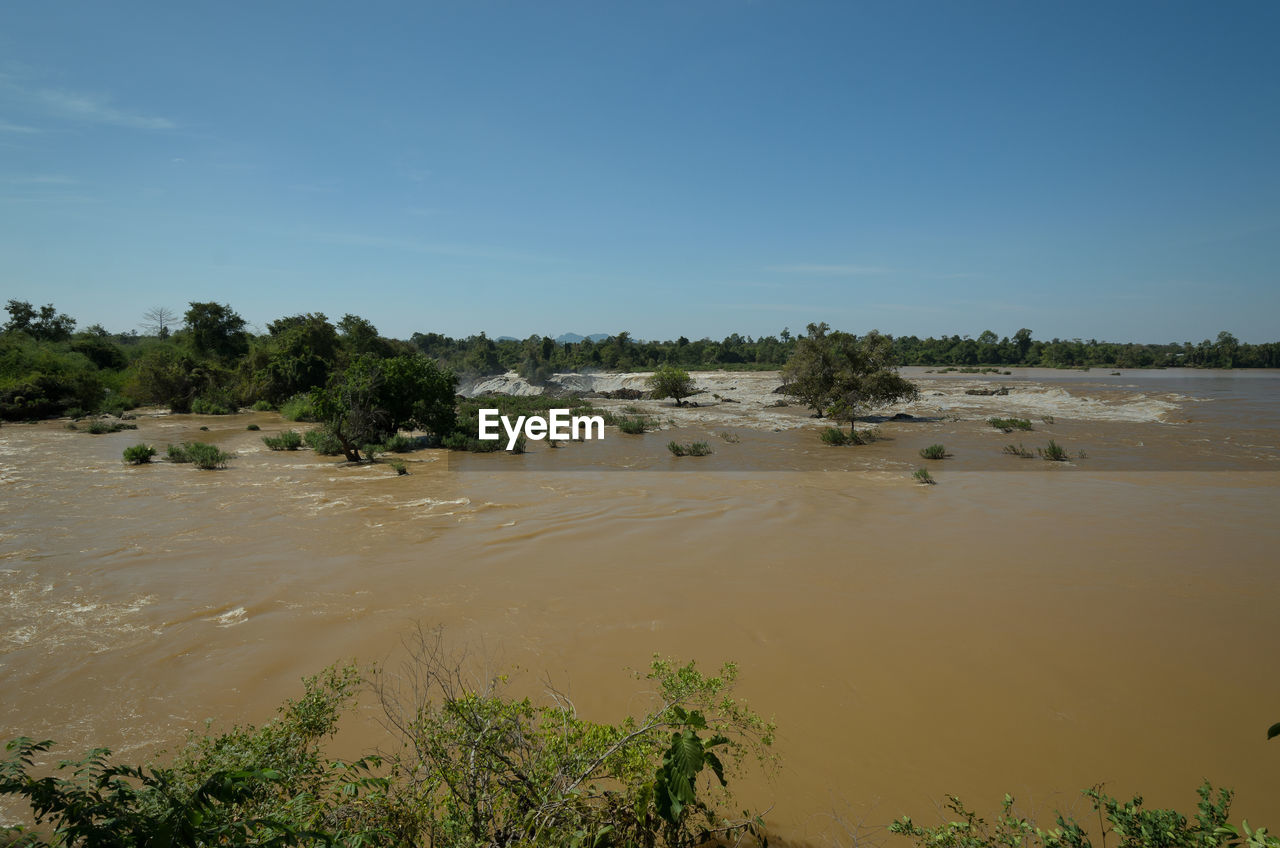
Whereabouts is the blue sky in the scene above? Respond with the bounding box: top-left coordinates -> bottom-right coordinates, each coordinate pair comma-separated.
2,1 -> 1277,343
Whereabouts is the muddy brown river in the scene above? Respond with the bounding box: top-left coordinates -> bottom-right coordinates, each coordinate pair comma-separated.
2,368 -> 1278,844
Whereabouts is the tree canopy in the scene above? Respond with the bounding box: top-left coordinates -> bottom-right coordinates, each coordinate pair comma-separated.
309,353 -> 457,462
647,365 -> 698,406
781,323 -> 918,427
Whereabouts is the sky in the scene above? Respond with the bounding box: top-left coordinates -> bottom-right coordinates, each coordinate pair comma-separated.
1,1 -> 1277,344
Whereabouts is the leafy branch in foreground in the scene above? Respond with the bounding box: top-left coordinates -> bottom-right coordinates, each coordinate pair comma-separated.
890,783 -> 1278,848
374,626 -> 775,848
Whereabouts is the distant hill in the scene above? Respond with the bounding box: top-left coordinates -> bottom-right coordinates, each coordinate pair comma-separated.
495,333 -> 614,343
556,332 -> 611,343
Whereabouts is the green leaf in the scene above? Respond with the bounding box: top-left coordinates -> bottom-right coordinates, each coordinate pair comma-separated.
1268,722 -> 1280,740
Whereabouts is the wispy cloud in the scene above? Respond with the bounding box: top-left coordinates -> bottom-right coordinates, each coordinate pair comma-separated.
767,264 -> 894,276
1,76 -> 174,130
33,87 -> 175,129
0,119 -> 41,133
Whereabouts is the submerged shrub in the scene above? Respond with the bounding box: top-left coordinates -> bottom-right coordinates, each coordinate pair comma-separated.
668,441 -> 712,457
381,432 -> 423,453
1039,440 -> 1069,462
1003,443 -> 1033,458
913,468 -> 936,485
122,444 -> 156,465
919,443 -> 948,460
617,415 -> 654,434
303,428 -> 344,456
167,441 -> 231,469
246,423 -> 260,431
262,430 -> 303,451
820,427 -> 850,446
85,419 -> 137,434
387,459 -> 408,475
988,417 -> 1033,433
718,431 -> 741,444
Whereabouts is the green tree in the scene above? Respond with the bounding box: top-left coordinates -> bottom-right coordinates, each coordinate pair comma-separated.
4,301 -> 76,342
782,323 -> 918,429
257,313 -> 340,402
309,353 -> 457,462
184,302 -> 248,361
647,364 -> 698,406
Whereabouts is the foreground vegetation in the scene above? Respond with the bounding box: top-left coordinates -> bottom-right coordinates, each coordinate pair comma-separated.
1,640 -> 775,848
3,646 -> 1275,848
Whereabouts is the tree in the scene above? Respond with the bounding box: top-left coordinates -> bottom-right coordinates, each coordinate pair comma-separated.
309,353 -> 457,462
258,313 -> 340,402
338,314 -> 393,358
4,300 -> 76,342
141,306 -> 176,338
781,323 -> 918,431
184,302 -> 248,360
647,364 -> 698,407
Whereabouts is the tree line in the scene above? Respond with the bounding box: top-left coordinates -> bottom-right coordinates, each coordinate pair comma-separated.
2,298 -> 1275,424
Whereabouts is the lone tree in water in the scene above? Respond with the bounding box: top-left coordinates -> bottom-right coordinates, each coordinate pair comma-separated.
782,322 -> 917,432
646,364 -> 698,407
309,353 -> 457,462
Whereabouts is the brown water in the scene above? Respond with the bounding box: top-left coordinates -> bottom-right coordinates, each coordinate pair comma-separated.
2,368 -> 1278,844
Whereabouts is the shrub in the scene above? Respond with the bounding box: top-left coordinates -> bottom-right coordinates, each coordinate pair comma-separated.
167,442 -> 231,469
919,443 -> 948,460
1042,415 -> 1056,424
913,468 -> 936,485
388,459 -> 408,475
820,427 -> 850,446
246,423 -> 260,431
668,441 -> 712,457
1003,443 -> 1033,458
251,399 -> 273,411
381,432 -> 422,453
190,395 -> 236,415
85,419 -> 137,434
279,393 -> 316,422
122,444 -> 156,465
890,784 -> 1258,848
441,432 -> 503,452
718,431 -> 741,444
1039,440 -> 1069,462
617,415 -> 654,434
988,417 -> 1033,433
302,428 -> 344,455
262,430 -> 303,451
